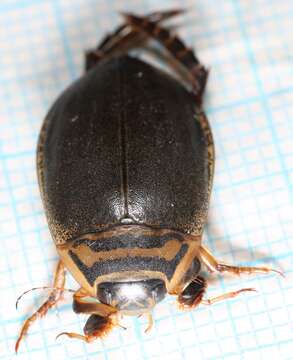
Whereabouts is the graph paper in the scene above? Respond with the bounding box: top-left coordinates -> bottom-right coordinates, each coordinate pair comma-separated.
0,0 -> 292,359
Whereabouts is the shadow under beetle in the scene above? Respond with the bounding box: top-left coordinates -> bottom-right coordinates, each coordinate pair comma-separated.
15,9 -> 281,351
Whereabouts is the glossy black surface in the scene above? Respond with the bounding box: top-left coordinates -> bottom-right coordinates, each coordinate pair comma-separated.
40,56 -> 209,242
97,279 -> 167,311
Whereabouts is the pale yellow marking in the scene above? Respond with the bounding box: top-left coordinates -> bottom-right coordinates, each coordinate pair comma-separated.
58,245 -> 170,298
197,112 -> 215,201
94,270 -> 167,289
187,112 -> 215,239
167,236 -> 201,295
57,247 -> 96,297
71,239 -> 182,268
57,225 -> 189,297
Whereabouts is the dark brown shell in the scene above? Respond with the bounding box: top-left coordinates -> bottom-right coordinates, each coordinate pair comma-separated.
37,56 -> 213,245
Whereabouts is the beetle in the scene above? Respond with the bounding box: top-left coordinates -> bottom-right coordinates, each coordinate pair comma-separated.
15,10 -> 281,351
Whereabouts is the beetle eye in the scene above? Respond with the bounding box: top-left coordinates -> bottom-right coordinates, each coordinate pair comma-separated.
97,283 -> 113,305
103,288 -> 112,303
151,281 -> 166,303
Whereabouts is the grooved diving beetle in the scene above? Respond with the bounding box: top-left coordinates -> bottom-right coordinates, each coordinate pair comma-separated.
15,10 -> 281,351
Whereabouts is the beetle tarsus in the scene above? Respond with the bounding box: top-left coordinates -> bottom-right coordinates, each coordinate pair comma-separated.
56,332 -> 94,343
200,245 -> 283,277
15,261 -> 66,353
144,312 -> 154,333
56,314 -> 116,343
201,288 -> 257,305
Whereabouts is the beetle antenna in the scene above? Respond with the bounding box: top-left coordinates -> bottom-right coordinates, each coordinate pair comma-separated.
15,286 -> 75,310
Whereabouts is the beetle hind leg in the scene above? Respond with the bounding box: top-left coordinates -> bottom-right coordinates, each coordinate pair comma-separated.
122,12 -> 208,104
15,261 -> 66,353
85,9 -> 184,71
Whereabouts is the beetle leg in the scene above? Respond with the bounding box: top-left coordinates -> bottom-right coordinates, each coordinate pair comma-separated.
144,312 -> 154,333
57,314 -> 116,343
178,276 -> 256,310
201,288 -> 256,305
122,12 -> 208,104
72,288 -> 117,317
15,261 -> 66,353
200,245 -> 283,276
56,290 -> 119,343
85,9 -> 184,70
177,276 -> 206,310
99,9 -> 184,53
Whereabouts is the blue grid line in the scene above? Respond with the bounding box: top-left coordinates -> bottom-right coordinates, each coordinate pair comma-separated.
3,290 -> 293,342
2,304 -> 293,359
52,0 -> 78,79
232,4 -> 292,352
233,1 -> 293,203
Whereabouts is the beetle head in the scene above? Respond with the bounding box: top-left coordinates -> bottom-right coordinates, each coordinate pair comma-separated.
97,279 -> 166,315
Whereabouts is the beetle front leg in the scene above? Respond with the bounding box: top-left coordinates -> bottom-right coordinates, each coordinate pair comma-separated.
200,245 -> 283,276
72,288 -> 117,317
177,276 -> 206,310
57,314 -> 117,343
57,288 -> 118,343
15,260 -> 66,353
178,276 -> 257,310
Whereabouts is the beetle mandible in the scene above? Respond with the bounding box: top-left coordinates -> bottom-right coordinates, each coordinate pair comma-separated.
15,10 -> 281,351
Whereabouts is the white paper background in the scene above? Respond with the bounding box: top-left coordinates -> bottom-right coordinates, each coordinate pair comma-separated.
0,1 -> 292,359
